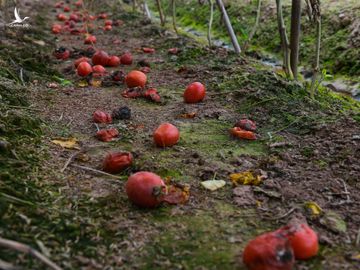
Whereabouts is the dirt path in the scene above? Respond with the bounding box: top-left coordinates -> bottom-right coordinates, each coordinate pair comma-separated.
2,0 -> 360,269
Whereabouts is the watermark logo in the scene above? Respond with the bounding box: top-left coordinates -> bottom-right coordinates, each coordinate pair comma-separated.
6,7 -> 30,28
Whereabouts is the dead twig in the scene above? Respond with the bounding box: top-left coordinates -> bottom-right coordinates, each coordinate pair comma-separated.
0,259 -> 19,270
70,164 -> 122,181
263,207 -> 296,221
61,151 -> 80,172
0,237 -> 62,270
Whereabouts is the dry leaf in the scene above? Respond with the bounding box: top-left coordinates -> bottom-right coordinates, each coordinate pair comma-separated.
230,171 -> 262,186
178,112 -> 196,119
304,201 -> 322,216
77,80 -> 89,87
162,184 -> 190,205
90,79 -> 102,87
201,180 -> 226,191
51,138 -> 80,149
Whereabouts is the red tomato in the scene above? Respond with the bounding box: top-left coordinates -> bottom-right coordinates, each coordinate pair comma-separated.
234,119 -> 257,132
243,232 -> 294,270
108,56 -> 120,67
153,123 -> 179,147
84,35 -> 96,44
92,65 -> 106,74
278,224 -> 319,260
63,6 -> 70,12
74,57 -> 91,67
88,15 -> 96,21
125,70 -> 147,88
52,24 -> 62,34
105,20 -> 113,26
57,13 -> 67,21
98,13 -> 108,19
77,62 -> 92,77
104,25 -> 112,31
93,110 -> 112,123
92,50 -> 110,66
55,2 -> 64,8
69,13 -> 79,22
96,128 -> 119,142
230,127 -> 256,140
125,172 -> 165,208
103,152 -> 133,173
184,82 -> 206,103
142,47 -> 155,53
74,1 -> 82,7
144,88 -> 161,103
120,53 -> 133,65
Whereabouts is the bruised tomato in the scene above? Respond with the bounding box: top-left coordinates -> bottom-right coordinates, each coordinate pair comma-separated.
93,110 -> 112,123
184,82 -> 206,103
54,47 -> 70,60
144,88 -> 161,103
104,25 -> 112,31
230,127 -> 256,140
92,65 -> 106,74
74,57 -> 91,68
234,119 -> 257,132
98,13 -> 108,19
77,62 -> 92,77
74,1 -> 82,7
278,223 -> 319,260
57,13 -> 67,21
104,20 -> 113,26
125,171 -> 165,208
63,6 -> 70,12
120,53 -> 133,65
84,35 -> 97,44
112,70 -> 125,82
243,232 -> 294,270
125,70 -> 147,88
69,13 -> 79,22
142,47 -> 155,53
108,56 -> 120,67
52,24 -> 62,34
92,50 -> 110,66
153,123 -> 179,147
96,128 -> 119,142
103,152 -> 133,173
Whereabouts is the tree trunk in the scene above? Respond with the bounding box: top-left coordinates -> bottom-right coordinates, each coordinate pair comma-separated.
290,0 -> 301,79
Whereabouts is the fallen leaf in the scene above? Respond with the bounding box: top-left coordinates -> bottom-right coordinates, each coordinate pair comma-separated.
253,186 -> 282,198
230,171 -> 262,186
77,80 -> 89,87
201,180 -> 226,191
304,201 -> 322,216
320,211 -> 347,234
162,184 -> 190,205
178,112 -> 196,119
350,253 -> 360,261
51,138 -> 80,149
90,79 -> 102,87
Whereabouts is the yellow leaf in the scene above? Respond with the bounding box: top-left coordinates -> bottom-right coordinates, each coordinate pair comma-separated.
201,180 -> 226,191
51,138 -> 80,149
230,171 -> 262,186
304,201 -> 322,216
77,80 -> 88,87
90,79 -> 102,87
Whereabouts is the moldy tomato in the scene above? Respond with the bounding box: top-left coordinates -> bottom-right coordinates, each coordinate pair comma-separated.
54,47 -> 70,60
103,152 -> 133,173
77,61 -> 92,77
184,82 -> 206,103
96,128 -> 119,142
153,123 -> 179,147
92,50 -> 110,66
234,119 -> 257,132
278,223 -> 319,260
243,231 -> 294,270
125,70 -> 147,88
125,171 -> 165,208
93,110 -> 112,123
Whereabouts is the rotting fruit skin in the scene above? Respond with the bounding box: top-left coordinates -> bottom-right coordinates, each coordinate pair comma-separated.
234,119 -> 257,132
92,50 -> 110,66
93,110 -> 112,123
184,82 -> 206,103
153,123 -> 180,147
125,172 -> 165,208
230,127 -> 256,140
243,231 -> 295,270
103,152 -> 133,173
96,128 -> 119,142
125,70 -> 147,88
278,223 -> 319,260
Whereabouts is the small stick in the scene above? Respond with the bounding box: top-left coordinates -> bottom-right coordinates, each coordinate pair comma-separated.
0,259 -> 18,270
0,237 -> 62,270
70,164 -> 122,180
263,207 -> 296,221
61,151 -> 80,173
339,179 -> 351,202
6,105 -> 41,111
356,227 -> 360,246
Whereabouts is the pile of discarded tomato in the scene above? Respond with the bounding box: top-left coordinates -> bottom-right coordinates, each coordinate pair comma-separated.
50,1 -> 319,268
243,221 -> 318,270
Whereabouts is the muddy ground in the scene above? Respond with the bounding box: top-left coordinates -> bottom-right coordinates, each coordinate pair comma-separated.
0,0 -> 360,269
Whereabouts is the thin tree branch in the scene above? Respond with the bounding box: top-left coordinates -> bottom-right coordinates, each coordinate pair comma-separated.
244,0 -> 262,51
207,0 -> 214,47
171,0 -> 178,33
156,0 -> 165,26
